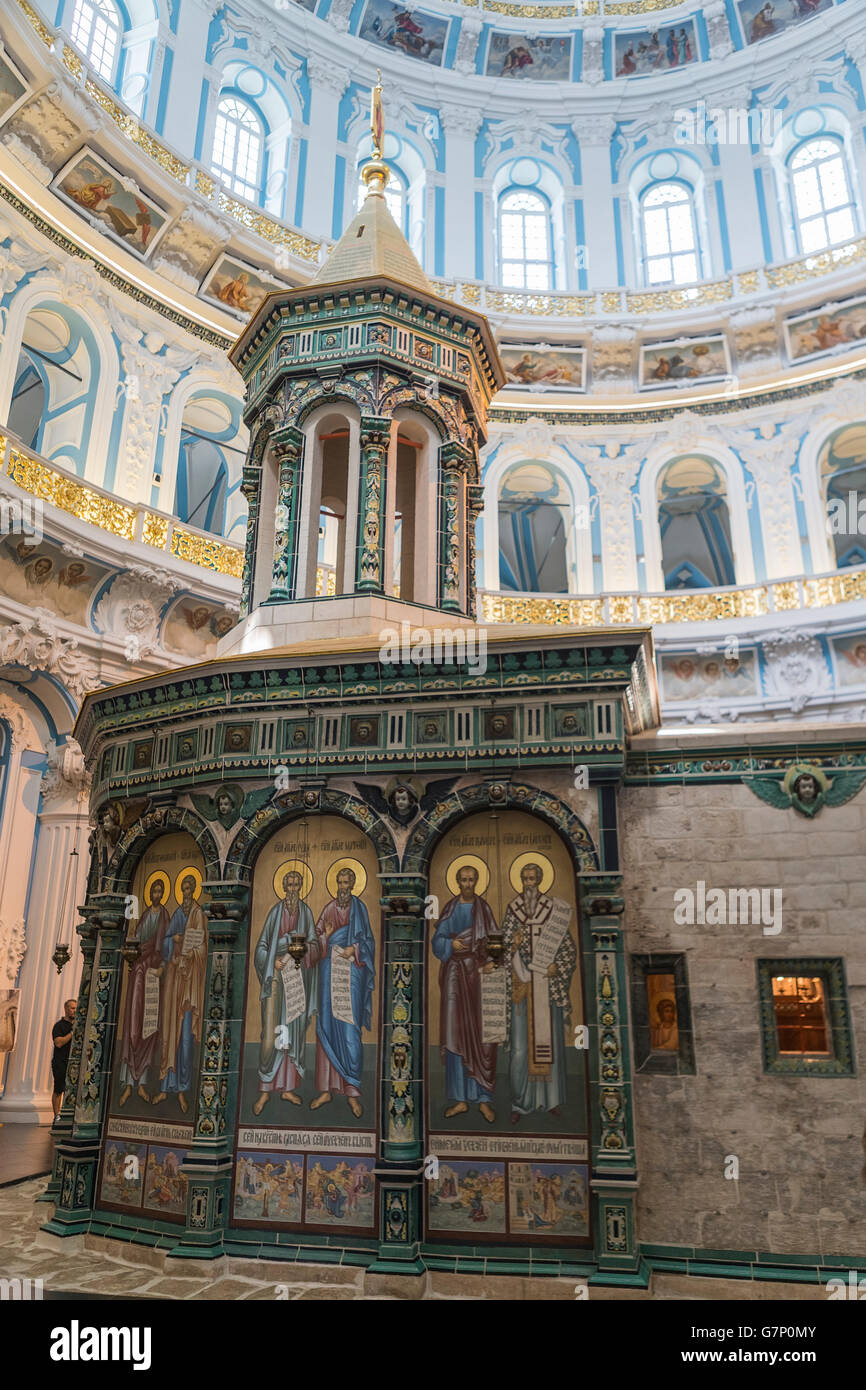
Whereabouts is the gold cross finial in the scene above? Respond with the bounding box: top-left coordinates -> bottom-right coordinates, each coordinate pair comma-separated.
371,70 -> 384,161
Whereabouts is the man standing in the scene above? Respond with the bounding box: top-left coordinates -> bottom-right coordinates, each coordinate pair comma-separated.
153,875 -> 208,1114
51,998 -> 77,1117
308,867 -> 375,1118
432,864 -> 499,1123
502,862 -> 576,1124
252,869 -> 316,1114
119,878 -> 170,1105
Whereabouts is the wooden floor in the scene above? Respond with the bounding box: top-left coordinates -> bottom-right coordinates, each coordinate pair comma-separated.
0,1123 -> 53,1186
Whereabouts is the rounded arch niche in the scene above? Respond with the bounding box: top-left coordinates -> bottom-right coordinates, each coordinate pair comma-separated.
231,814 -> 382,1237
425,807 -> 591,1249
97,829 -> 209,1224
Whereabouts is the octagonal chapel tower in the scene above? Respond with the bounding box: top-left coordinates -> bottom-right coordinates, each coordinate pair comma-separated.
221,144 -> 504,656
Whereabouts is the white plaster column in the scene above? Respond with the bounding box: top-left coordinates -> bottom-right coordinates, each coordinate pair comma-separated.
731,423 -> 806,579
440,106 -> 482,281
711,84 -> 767,272
0,693 -> 41,954
113,320 -> 199,502
0,740 -> 90,1123
576,444 -> 643,593
303,58 -> 350,242
570,115 -> 619,290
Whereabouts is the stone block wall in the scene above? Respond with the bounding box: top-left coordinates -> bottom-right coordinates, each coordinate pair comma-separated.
619,781 -> 866,1259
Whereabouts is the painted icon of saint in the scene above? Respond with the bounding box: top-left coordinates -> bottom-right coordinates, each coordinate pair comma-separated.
432,862 -> 500,1124
308,865 -> 375,1118
502,861 -> 576,1124
118,876 -> 169,1106
253,868 -> 316,1114
153,873 -> 207,1113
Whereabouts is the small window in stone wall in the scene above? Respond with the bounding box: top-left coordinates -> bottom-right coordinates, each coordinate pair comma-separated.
757,958 -> 855,1077
630,954 -> 695,1075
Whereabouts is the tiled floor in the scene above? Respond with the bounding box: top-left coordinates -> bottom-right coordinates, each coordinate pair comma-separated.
0,1179 -> 833,1301
0,1180 -> 398,1300
0,1123 -> 53,1186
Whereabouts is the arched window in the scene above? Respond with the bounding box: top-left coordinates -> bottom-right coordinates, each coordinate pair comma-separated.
498,462 -> 572,593
173,394 -> 245,535
640,182 -> 699,287
69,0 -> 121,82
499,190 -> 554,291
4,306 -> 97,477
657,456 -> 735,589
357,165 -> 406,229
176,434 -> 227,534
211,96 -> 264,203
821,423 -> 866,569
314,420 -> 351,597
789,137 -> 858,254
7,349 -> 45,451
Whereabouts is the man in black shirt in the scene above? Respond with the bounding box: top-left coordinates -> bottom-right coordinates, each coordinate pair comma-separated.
51,999 -> 77,1117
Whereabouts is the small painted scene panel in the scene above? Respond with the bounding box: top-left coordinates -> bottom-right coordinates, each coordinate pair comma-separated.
54,149 -> 166,257
358,0 -> 448,67
507,1160 -> 589,1236
614,23 -> 698,76
486,33 -> 572,81
99,1140 -> 146,1209
428,1160 -> 507,1233
163,598 -> 236,658
660,651 -> 759,702
500,344 -> 585,391
831,634 -> 866,688
737,0 -> 832,47
199,254 -> 285,319
233,1151 -> 304,1224
640,336 -> 729,388
786,297 -> 866,362
240,816 -> 381,1131
0,536 -> 109,627
304,1155 -> 376,1229
143,1145 -> 189,1216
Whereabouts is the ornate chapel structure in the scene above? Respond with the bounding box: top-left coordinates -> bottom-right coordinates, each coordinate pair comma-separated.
0,0 -> 864,1301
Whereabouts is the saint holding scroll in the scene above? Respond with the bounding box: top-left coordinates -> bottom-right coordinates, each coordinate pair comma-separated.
308,865 -> 375,1118
503,860 -> 576,1124
252,867 -> 316,1115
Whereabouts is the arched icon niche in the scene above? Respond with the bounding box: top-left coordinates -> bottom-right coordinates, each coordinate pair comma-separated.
426,809 -> 591,1246
98,831 -> 208,1222
232,815 -> 381,1235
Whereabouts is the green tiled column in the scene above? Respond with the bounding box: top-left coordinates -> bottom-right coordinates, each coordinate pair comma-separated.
174,882 -> 248,1256
438,442 -> 470,613
356,416 -> 390,593
239,464 -> 261,619
267,427 -> 304,602
44,897 -> 126,1235
39,910 -> 98,1206
369,877 -> 426,1275
579,874 -> 640,1272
